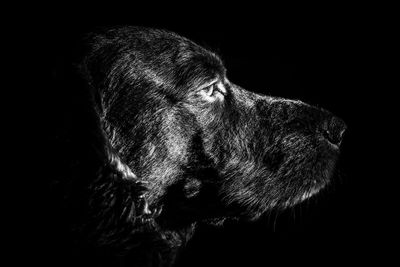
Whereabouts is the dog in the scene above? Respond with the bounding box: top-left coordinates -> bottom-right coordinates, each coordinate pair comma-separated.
56,26 -> 346,266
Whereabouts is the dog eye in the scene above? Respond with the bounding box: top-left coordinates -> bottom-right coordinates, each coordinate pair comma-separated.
204,83 -> 218,96
199,82 -> 226,102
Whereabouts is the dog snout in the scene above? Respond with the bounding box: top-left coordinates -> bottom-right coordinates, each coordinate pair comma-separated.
266,99 -> 347,147
321,114 -> 347,147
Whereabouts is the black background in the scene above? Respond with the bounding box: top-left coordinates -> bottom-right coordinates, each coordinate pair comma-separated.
31,5 -> 392,267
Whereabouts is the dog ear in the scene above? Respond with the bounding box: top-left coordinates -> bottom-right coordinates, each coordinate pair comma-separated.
79,63 -> 138,183
79,31 -> 144,182
59,34 -> 161,250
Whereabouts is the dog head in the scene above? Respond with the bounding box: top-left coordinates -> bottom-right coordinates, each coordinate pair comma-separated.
82,27 -> 346,224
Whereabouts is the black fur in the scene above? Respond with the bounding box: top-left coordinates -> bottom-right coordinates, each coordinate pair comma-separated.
57,26 -> 346,266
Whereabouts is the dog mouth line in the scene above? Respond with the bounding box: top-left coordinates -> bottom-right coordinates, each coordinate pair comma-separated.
325,139 -> 341,150
282,183 -> 326,207
299,186 -> 321,202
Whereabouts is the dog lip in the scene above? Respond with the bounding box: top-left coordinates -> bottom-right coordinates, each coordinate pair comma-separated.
327,139 -> 341,150
320,134 -> 341,151
300,187 -> 321,201
297,179 -> 328,203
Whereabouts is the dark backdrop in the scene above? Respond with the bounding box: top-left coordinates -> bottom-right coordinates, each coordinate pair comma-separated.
33,7 -> 391,267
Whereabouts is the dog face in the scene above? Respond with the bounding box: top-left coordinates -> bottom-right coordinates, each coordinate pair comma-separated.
84,27 -> 346,222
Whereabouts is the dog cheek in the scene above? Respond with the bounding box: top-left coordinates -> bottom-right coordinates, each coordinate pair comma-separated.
162,111 -> 192,163
165,130 -> 189,161
262,150 -> 286,173
279,135 -> 318,176
184,98 -> 225,127
274,133 -> 337,201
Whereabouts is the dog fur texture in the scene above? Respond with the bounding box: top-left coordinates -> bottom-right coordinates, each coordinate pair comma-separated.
57,26 -> 346,266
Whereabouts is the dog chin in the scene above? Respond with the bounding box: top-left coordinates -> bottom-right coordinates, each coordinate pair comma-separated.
296,185 -> 324,205
284,182 -> 327,208
283,156 -> 338,207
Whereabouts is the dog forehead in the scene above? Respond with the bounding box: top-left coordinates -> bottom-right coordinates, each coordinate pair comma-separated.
163,33 -> 224,76
88,27 -> 226,107
134,28 -> 226,93
127,28 -> 221,62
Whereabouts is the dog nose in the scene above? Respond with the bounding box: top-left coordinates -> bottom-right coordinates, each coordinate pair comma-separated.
321,115 -> 347,146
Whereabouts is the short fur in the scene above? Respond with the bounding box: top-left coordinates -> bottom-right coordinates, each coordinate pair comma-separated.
58,26 -> 346,266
